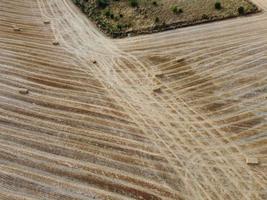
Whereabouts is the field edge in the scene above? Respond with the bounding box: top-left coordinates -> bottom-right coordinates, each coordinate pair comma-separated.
72,0 -> 261,38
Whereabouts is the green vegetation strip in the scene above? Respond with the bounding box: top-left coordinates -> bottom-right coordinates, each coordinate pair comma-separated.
72,0 -> 259,38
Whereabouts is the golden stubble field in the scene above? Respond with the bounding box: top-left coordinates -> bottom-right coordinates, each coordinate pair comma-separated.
0,0 -> 266,199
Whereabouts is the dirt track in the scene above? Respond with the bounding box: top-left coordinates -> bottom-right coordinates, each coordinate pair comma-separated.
0,0 -> 266,199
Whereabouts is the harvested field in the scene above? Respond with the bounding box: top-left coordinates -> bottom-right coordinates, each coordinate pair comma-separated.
0,0 -> 266,199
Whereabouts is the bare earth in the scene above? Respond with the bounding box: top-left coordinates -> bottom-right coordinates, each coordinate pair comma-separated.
0,0 -> 266,199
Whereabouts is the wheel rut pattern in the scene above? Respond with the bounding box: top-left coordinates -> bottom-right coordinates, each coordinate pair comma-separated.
0,0 -> 266,199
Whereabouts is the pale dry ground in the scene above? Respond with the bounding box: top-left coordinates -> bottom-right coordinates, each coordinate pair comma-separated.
0,0 -> 266,200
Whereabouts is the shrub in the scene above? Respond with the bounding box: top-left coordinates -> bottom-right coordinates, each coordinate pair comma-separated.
155,17 -> 160,23
172,5 -> 183,14
105,10 -> 111,17
202,14 -> 209,19
114,16 -> 120,21
215,2 -> 222,10
129,0 -> 138,7
97,0 -> 109,8
238,6 -> 245,15
117,24 -> 123,30
172,5 -> 178,14
152,1 -> 158,6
